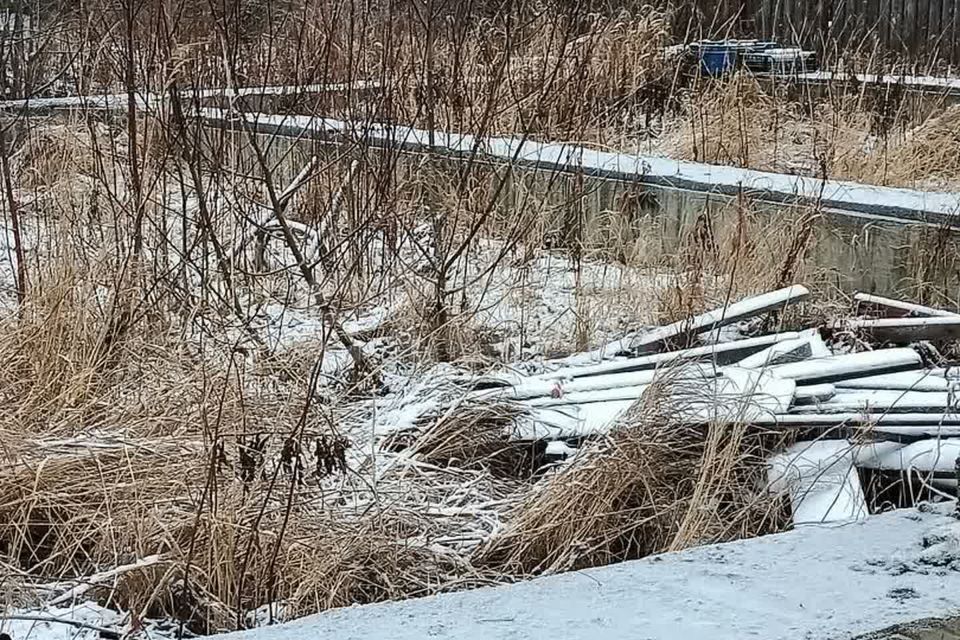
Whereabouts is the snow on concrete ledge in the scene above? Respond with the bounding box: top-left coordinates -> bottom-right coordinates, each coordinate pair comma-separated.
214,505 -> 960,640
6,89 -> 960,225
201,109 -> 960,226
798,70 -> 960,95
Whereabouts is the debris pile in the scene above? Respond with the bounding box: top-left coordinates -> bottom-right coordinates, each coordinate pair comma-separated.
668,40 -> 819,76
461,285 -> 960,526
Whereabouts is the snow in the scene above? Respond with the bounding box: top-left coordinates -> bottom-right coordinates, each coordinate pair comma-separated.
860,439 -> 960,474
768,440 -> 867,525
210,505 -> 960,640
9,86 -> 960,640
1,601 -> 177,639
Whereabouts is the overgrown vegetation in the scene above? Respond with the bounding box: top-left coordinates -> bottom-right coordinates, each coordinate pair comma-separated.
0,0 -> 959,637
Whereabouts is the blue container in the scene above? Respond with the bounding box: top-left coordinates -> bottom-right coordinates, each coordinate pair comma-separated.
700,43 -> 737,75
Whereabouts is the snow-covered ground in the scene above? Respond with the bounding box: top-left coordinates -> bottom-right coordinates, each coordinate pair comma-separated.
211,504 -> 960,640
5,98 -> 960,640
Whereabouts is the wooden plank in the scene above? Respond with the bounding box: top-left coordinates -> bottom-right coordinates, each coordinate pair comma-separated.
951,0 -> 960,67
917,0 -> 931,59
524,385 -> 651,407
853,292 -> 959,317
891,0 -> 905,54
764,348 -> 923,384
929,0 -> 945,58
761,0 -> 772,39
836,370 -> 953,391
599,285 -> 811,357
830,0 -> 846,49
671,368 -> 797,425
829,317 -> 960,342
803,0 -> 818,44
478,364 -> 717,403
905,0 -> 919,60
797,0 -> 811,42
794,383 -> 838,402
941,0 -> 954,67
785,0 -> 798,41
852,0 -> 870,54
879,0 -> 893,52
867,0 -> 881,52
941,0 -> 950,54
771,0 -> 783,39
521,333 -> 804,382
863,425 -> 960,439
756,411 -> 960,425
516,370 -> 796,439
790,389 -> 954,413
815,0 -> 829,51
738,330 -> 831,368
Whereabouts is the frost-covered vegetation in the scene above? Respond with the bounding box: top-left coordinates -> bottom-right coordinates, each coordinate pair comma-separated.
1,1 -> 960,639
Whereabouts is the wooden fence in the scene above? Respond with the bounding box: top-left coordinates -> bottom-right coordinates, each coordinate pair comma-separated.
673,0 -> 960,68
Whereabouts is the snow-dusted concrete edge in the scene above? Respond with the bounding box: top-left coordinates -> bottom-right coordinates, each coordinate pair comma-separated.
6,90 -> 960,224
0,81 -> 381,112
201,109 -> 960,226
213,505 -> 960,640
798,70 -> 960,95
5,69 -> 958,112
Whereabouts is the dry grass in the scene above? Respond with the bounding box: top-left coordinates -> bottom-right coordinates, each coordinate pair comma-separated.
664,74 -> 960,190
0,290 -> 484,632
474,375 -> 791,575
0,213 -> 480,633
882,104 -> 960,187
8,3 -> 960,634
413,401 -> 539,478
653,200 -> 822,326
10,123 -> 107,192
